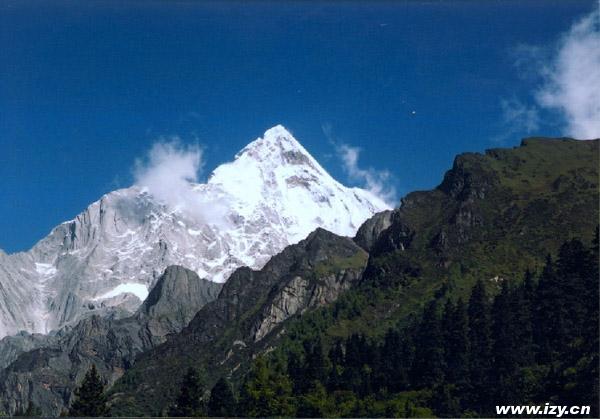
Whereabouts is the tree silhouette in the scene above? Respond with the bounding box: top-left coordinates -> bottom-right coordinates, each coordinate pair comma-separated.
68,364 -> 109,417
169,367 -> 205,417
207,377 -> 236,417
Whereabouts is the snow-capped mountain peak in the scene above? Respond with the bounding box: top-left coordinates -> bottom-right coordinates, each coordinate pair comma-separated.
233,125 -> 322,170
0,125 -> 391,338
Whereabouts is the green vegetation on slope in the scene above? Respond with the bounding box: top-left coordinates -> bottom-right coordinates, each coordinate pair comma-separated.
109,138 -> 599,416
241,234 -> 598,417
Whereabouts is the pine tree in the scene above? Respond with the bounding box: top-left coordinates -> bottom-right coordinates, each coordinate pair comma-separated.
169,367 -> 205,417
411,300 -> 445,388
534,254 -> 568,362
240,356 -> 295,417
491,280 -> 519,402
341,334 -> 366,395
556,240 -> 592,338
68,364 -> 109,417
287,349 -> 308,394
304,337 -> 327,387
326,340 -> 344,392
443,298 -> 469,388
207,377 -> 236,417
378,328 -> 409,393
467,280 -> 492,414
513,270 -> 535,365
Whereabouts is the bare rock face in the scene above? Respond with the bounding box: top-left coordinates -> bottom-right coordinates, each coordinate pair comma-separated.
108,228 -> 369,414
0,125 -> 389,339
354,210 -> 393,251
251,268 -> 362,342
0,266 -> 220,416
138,265 -> 222,336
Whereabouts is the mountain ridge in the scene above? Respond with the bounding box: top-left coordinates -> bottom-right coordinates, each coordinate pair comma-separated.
0,126 -> 389,338
106,137 -> 598,415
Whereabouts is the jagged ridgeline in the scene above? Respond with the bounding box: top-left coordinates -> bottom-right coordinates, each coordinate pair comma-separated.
106,138 -> 598,416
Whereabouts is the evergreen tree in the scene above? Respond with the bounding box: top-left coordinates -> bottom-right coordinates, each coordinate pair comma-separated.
378,328 -> 409,393
556,240 -> 592,338
534,254 -> 568,362
491,281 -> 520,402
411,300 -> 445,388
240,356 -> 295,417
297,381 -> 330,418
304,337 -> 328,387
169,367 -> 205,417
513,270 -> 535,366
287,349 -> 305,394
207,377 -> 236,417
443,298 -> 469,388
341,334 -> 366,395
432,384 -> 461,417
68,364 -> 109,417
326,339 -> 345,392
467,280 -> 492,414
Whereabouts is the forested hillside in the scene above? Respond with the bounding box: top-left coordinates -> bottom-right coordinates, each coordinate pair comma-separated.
109,138 -> 599,417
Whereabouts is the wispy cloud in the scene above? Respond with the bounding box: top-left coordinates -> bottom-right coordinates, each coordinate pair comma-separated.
534,6 -> 600,139
508,5 -> 600,140
493,98 -> 540,144
133,139 -> 230,226
322,123 -> 397,206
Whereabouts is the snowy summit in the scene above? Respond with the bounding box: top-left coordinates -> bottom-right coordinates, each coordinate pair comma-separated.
0,125 -> 390,338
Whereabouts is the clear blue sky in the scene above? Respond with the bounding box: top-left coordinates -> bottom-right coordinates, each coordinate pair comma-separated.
0,0 -> 596,252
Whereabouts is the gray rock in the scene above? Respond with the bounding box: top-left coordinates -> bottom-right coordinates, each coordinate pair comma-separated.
0,125 -> 388,338
0,265 -> 220,416
108,228 -> 369,414
354,210 -> 393,251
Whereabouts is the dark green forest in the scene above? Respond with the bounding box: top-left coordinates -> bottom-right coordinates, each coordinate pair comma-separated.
163,234 -> 598,418
103,138 -> 598,417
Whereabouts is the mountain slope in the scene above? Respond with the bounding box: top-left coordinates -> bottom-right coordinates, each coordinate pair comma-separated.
0,266 -> 220,416
109,228 -> 368,415
0,125 -> 389,338
109,137 -> 598,415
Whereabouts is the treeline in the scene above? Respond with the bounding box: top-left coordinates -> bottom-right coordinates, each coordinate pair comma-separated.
202,235 -> 597,417
62,235 -> 599,417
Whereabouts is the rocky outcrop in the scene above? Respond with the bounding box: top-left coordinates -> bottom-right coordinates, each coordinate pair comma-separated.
354,210 -> 393,252
138,265 -> 222,336
251,267 -> 362,341
109,228 -> 368,415
0,266 -> 219,416
0,125 -> 388,338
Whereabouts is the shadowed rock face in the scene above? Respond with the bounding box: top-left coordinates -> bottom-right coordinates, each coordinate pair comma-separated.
138,265 -> 222,336
108,228 -> 368,415
354,210 -> 393,252
0,266 -> 221,416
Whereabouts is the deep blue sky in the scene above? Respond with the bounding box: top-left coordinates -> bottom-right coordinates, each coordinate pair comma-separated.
0,1 -> 595,252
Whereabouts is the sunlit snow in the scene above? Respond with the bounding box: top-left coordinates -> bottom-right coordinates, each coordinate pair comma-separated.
94,283 -> 149,302
35,263 -> 57,276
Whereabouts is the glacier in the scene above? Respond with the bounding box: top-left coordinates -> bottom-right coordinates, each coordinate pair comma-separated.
0,125 -> 390,338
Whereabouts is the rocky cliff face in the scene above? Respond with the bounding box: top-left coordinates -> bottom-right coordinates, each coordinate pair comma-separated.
0,125 -> 389,338
0,266 -> 220,416
138,266 -> 222,336
109,228 -> 368,415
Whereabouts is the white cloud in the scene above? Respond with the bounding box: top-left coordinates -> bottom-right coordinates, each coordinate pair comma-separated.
501,98 -> 540,133
535,6 -> 600,139
493,98 -> 540,143
322,122 -> 397,206
336,143 -> 397,206
514,6 -> 600,139
133,139 -> 230,226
